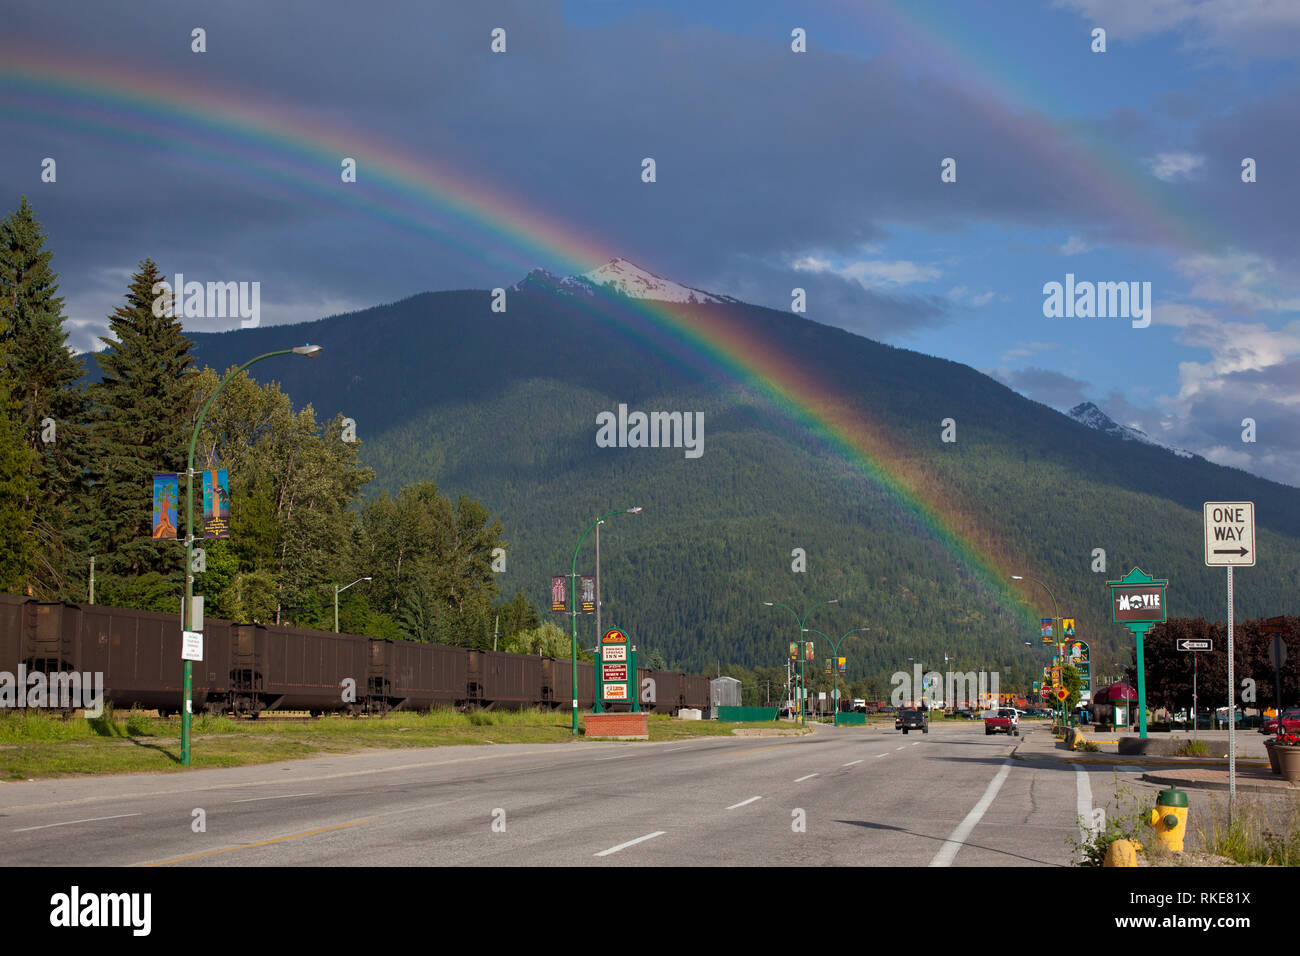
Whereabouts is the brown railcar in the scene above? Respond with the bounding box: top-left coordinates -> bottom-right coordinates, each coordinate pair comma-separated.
230,623 -> 368,715
370,638 -> 467,711
466,649 -> 543,709
77,603 -> 234,715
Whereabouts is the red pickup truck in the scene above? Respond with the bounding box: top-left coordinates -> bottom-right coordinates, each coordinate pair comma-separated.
985,708 -> 1020,736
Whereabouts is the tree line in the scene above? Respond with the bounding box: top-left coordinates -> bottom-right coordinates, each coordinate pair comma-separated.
0,197 -> 548,650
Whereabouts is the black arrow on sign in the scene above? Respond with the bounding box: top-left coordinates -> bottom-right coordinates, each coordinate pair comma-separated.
1213,547 -> 1249,556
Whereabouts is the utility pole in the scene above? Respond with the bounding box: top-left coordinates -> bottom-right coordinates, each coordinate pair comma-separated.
595,520 -> 601,648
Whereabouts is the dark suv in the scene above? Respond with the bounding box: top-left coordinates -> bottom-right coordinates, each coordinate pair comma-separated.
899,709 -> 928,734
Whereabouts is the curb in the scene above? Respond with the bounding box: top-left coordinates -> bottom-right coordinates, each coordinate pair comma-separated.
1140,770 -> 1300,794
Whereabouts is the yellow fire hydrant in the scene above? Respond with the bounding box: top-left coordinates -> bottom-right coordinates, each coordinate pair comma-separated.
1148,786 -> 1189,853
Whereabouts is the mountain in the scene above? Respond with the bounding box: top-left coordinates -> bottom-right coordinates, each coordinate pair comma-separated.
108,270 -> 1300,680
1068,402 -> 1195,459
513,258 -> 735,304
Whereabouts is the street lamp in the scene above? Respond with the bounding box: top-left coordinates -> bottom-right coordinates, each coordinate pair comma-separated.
182,345 -> 323,766
335,576 -> 372,633
763,599 -> 838,723
1012,574 -> 1066,729
571,507 -> 642,735
804,627 -> 868,724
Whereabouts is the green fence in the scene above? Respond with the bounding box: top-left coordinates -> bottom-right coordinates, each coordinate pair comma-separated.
716,706 -> 779,722
833,711 -> 866,726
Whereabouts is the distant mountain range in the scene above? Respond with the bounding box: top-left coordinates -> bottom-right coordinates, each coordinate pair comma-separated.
80,261 -> 1300,678
1067,402 -> 1195,459
513,258 -> 737,304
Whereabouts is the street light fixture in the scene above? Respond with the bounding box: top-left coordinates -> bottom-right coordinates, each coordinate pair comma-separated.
570,507 -> 643,735
182,345 -> 324,766
763,599 -> 838,723
1012,573 -> 1067,729
804,626 -> 868,724
335,576 -> 372,633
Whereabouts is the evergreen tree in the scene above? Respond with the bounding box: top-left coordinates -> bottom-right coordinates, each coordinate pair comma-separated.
0,356 -> 35,592
88,259 -> 193,587
0,197 -> 89,598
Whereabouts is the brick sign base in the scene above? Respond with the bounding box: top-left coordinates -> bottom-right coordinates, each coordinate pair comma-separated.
584,713 -> 649,740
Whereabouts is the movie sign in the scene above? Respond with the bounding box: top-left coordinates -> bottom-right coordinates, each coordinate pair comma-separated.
550,576 -> 567,613
201,468 -> 230,539
1111,585 -> 1167,624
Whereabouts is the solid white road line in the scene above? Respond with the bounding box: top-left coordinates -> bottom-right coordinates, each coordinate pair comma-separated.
725,796 -> 762,810
1074,764 -> 1095,843
594,753 -> 634,761
233,792 -> 318,803
794,773 -> 818,782
663,747 -> 691,753
895,746 -> 905,751
594,831 -> 665,857
928,761 -> 1013,867
13,812 -> 142,833
912,741 -> 920,746
842,759 -> 863,767
875,753 -> 889,758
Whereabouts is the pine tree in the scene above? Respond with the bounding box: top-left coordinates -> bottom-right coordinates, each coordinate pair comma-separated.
88,259 -> 194,587
0,197 -> 90,598
0,349 -> 35,592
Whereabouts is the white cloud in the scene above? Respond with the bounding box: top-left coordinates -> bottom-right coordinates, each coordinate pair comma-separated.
1174,251 -> 1300,312
792,255 -> 940,288
1059,235 -> 1093,256
1054,0 -> 1300,57
1146,152 -> 1206,182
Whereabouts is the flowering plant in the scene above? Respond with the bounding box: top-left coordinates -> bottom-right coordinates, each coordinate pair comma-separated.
1273,733 -> 1300,747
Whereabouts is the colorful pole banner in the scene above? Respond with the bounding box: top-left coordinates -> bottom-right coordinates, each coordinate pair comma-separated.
152,474 -> 179,540
201,468 -> 230,539
804,641 -> 815,662
579,574 -> 596,613
789,642 -> 798,660
550,575 -> 567,613
837,656 -> 846,674
1063,618 -> 1076,636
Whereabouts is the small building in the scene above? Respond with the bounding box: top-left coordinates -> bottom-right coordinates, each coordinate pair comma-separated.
710,676 -> 741,711
1091,682 -> 1138,729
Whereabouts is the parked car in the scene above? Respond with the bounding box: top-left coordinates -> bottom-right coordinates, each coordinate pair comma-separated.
1261,708 -> 1300,734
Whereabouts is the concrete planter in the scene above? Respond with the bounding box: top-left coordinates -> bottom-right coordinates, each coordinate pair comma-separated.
1265,738 -> 1281,774
1275,743 -> 1300,784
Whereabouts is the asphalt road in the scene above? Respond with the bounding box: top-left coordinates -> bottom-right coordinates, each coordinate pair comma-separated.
0,722 -> 1141,866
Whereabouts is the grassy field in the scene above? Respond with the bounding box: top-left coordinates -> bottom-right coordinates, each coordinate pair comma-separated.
0,707 -> 764,780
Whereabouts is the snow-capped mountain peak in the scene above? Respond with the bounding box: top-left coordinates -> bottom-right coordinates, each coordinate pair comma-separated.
512,258 -> 734,305
1067,402 -> 1196,459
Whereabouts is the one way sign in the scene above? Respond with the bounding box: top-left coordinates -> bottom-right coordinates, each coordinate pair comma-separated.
1203,501 -> 1255,567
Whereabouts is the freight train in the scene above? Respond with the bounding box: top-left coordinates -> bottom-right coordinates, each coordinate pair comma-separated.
0,595 -> 711,717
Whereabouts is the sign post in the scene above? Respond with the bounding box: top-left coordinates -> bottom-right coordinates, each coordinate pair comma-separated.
1177,638 -> 1213,742
597,627 -> 633,713
1107,568 -> 1169,739
1204,502 -> 1255,807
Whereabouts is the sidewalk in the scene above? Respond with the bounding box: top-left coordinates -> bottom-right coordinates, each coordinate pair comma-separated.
1011,727 -> 1290,794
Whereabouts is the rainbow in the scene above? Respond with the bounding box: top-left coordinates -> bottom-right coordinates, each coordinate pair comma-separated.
1,42 -> 1072,633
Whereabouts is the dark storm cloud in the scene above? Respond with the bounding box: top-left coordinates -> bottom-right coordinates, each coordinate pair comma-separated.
990,366 -> 1092,409
2,0 -> 1293,347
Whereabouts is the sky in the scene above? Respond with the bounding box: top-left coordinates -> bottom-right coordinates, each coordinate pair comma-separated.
2,0 -> 1298,485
